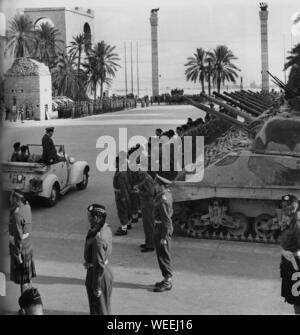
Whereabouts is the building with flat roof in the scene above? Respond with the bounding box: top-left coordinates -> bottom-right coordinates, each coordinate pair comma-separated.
24,7 -> 95,52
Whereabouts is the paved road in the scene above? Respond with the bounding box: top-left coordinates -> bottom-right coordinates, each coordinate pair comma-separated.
0,105 -> 293,314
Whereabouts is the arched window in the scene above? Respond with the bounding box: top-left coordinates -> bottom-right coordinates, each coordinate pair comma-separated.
34,17 -> 55,30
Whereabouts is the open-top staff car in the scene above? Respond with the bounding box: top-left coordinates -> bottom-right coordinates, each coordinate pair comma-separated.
3,144 -> 90,206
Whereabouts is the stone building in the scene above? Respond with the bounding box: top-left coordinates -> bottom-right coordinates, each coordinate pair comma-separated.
4,57 -> 52,121
24,7 -> 94,51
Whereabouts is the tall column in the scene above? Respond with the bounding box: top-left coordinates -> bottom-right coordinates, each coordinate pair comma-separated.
0,12 -> 6,76
150,9 -> 159,97
259,3 -> 269,92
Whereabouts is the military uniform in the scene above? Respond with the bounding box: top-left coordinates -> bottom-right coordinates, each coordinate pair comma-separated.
128,168 -> 140,224
84,222 -> 113,315
136,171 -> 156,249
153,176 -> 174,289
42,130 -> 58,165
11,151 -> 21,162
11,142 -> 21,162
279,207 -> 300,307
113,169 -> 131,233
9,200 -> 36,285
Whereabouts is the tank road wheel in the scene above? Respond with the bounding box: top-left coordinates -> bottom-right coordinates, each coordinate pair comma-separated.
253,214 -> 274,239
187,212 -> 209,235
226,212 -> 249,237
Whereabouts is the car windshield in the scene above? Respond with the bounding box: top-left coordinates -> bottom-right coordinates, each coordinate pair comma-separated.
27,144 -> 65,156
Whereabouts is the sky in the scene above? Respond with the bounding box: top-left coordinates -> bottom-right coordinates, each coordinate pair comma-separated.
1,0 -> 300,95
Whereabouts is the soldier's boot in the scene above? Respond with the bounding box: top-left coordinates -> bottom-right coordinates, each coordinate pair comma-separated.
131,213 -> 139,224
153,280 -> 172,292
115,226 -> 128,236
154,276 -> 172,288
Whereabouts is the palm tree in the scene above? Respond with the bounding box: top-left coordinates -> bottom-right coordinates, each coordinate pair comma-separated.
184,48 -> 207,93
210,45 -> 240,93
51,53 -> 86,99
34,22 -> 63,68
68,33 -> 86,77
205,51 -> 214,95
84,41 -> 120,100
284,44 -> 300,93
5,14 -> 35,58
284,44 -> 300,71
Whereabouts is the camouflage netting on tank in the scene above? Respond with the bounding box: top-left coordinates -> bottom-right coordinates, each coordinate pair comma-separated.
5,57 -> 50,77
204,127 -> 251,167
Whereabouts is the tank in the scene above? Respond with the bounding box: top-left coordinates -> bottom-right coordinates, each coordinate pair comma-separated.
170,96 -> 300,243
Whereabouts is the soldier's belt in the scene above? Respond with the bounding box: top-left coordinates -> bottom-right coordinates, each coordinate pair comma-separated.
9,233 -> 29,245
87,260 -> 109,268
155,220 -> 162,225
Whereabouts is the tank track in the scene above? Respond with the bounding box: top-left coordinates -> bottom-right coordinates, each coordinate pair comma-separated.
173,203 -> 280,244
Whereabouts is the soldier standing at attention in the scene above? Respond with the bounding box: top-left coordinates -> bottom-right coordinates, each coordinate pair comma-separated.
134,164 -> 156,252
84,204 -> 113,315
114,154 -> 132,236
278,194 -> 300,314
127,146 -> 140,225
9,190 -> 36,313
153,174 -> 174,292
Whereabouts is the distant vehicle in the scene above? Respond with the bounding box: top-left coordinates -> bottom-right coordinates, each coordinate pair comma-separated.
2,144 -> 90,207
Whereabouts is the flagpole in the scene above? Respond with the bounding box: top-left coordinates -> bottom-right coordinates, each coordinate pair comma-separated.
136,41 -> 140,98
283,35 -> 286,85
130,41 -> 134,95
124,42 -> 128,97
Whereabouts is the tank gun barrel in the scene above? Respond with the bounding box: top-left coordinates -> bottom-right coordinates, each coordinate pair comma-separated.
183,96 -> 253,133
224,92 -> 265,113
200,92 -> 254,123
213,91 -> 261,117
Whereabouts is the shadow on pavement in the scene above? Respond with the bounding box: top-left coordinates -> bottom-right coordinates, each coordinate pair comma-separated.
34,275 -> 84,286
113,281 -> 154,290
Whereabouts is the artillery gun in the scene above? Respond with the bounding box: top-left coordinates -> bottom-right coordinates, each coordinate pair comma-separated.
170,93 -> 300,243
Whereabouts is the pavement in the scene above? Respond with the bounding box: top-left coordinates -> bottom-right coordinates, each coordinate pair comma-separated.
0,104 -> 294,314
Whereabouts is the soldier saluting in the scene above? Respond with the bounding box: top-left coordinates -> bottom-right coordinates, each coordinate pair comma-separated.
153,174 -> 174,292
84,204 -> 113,315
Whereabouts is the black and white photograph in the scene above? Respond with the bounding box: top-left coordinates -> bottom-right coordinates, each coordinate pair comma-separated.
0,0 -> 300,318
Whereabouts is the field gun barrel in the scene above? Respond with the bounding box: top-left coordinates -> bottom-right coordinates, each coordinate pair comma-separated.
267,71 -> 298,97
184,96 -> 253,133
213,92 -> 261,117
233,91 -> 268,110
201,92 -> 254,123
240,90 -> 272,107
228,92 -> 266,112
224,92 -> 264,113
